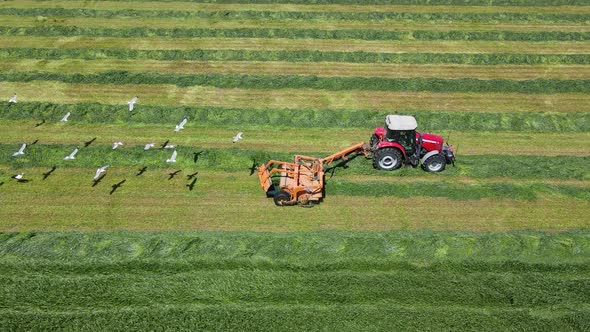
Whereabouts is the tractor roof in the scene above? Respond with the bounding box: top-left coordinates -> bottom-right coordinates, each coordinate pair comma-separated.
386,115 -> 417,131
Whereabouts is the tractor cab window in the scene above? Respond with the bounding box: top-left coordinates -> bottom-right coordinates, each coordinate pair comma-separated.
386,129 -> 416,154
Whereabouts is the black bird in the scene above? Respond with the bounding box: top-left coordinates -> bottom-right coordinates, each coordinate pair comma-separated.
91,173 -> 106,187
110,179 -> 126,195
30,139 -> 39,145
193,151 -> 203,163
248,161 -> 257,176
34,119 -> 45,127
42,166 -> 57,180
186,171 -> 198,180
84,137 -> 97,147
168,170 -> 181,180
136,166 -> 147,176
161,139 -> 170,149
186,178 -> 197,191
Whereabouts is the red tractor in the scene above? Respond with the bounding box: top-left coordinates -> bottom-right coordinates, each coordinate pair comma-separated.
370,115 -> 455,172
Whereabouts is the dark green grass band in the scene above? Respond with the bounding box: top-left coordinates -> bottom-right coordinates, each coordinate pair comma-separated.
0,231 -> 589,331
1,26 -> 588,41
1,144 -> 588,181
2,71 -> 589,93
1,102 -> 589,132
2,48 -> 588,65
2,8 -> 588,23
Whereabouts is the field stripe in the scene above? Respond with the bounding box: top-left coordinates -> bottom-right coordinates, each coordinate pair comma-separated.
6,16 -> 590,33
3,1 -> 590,14
3,59 -> 590,80
1,8 -> 589,24
1,71 -> 589,94
2,37 -> 589,55
1,122 -> 588,156
0,81 -> 588,113
2,102 -> 587,132
2,26 -> 588,42
0,169 -> 588,231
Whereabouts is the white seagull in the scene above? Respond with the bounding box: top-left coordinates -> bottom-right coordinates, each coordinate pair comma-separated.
112,141 -> 124,150
64,148 -> 78,160
232,131 -> 243,143
60,112 -> 71,122
128,96 -> 138,111
163,144 -> 176,149
8,93 -> 17,104
143,143 -> 155,150
93,165 -> 109,180
12,143 -> 26,157
174,117 -> 188,132
11,173 -> 24,180
166,150 -> 177,163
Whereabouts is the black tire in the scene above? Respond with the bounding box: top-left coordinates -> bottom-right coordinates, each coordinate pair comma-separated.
374,148 -> 403,171
369,134 -> 380,148
422,154 -> 446,173
273,190 -> 292,206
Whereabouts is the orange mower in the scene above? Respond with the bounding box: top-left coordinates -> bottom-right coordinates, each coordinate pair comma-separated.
258,143 -> 371,207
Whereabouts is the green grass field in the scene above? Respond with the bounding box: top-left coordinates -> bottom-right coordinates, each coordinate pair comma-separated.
0,0 -> 588,330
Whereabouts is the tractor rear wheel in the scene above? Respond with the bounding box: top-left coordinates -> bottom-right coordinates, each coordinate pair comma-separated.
374,148 -> 403,171
273,190 -> 292,206
422,154 -> 446,173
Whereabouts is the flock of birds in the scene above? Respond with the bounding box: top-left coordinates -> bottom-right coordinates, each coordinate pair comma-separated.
3,94 -> 246,195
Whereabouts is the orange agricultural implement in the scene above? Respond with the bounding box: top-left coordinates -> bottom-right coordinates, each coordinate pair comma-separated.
258,143 -> 371,206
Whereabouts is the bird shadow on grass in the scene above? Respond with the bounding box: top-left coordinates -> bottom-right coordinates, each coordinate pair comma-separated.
92,174 -> 106,187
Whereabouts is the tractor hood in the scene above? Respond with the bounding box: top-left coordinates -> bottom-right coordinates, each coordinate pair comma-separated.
419,132 -> 444,151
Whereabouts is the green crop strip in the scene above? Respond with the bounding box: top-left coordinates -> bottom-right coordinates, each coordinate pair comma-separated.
2,48 -> 588,65
1,144 -> 588,180
1,102 -> 588,132
1,8 -> 588,23
1,71 -> 589,94
1,26 -> 588,41
0,231 -> 589,330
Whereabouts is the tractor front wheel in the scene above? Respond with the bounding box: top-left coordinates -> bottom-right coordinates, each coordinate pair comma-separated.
422,154 -> 446,173
374,148 -> 403,171
273,190 -> 292,206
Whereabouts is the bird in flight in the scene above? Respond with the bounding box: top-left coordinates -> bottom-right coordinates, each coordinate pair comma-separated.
143,143 -> 155,151
11,173 -> 29,183
232,132 -> 243,143
12,143 -> 26,157
128,96 -> 138,111
186,178 -> 197,191
193,151 -> 203,163
161,140 -> 170,149
112,141 -> 124,150
186,171 -> 198,180
42,166 -> 57,180
93,165 -> 109,180
136,166 -> 147,176
166,150 -> 177,163
168,170 -> 181,180
8,93 -> 17,104
60,112 -> 71,122
174,117 -> 188,132
248,161 -> 257,176
110,179 -> 126,195
84,137 -> 97,147
91,174 -> 106,187
34,119 -> 46,127
64,148 -> 78,160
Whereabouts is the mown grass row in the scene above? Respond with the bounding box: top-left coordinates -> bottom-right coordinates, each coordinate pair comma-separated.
2,48 -> 587,65
2,71 -> 589,93
1,144 -> 588,180
1,102 -> 588,132
0,231 -> 588,330
2,26 -> 588,41
4,8 -> 589,23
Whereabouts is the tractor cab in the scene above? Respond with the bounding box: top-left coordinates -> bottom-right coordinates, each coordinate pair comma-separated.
370,115 -> 455,172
